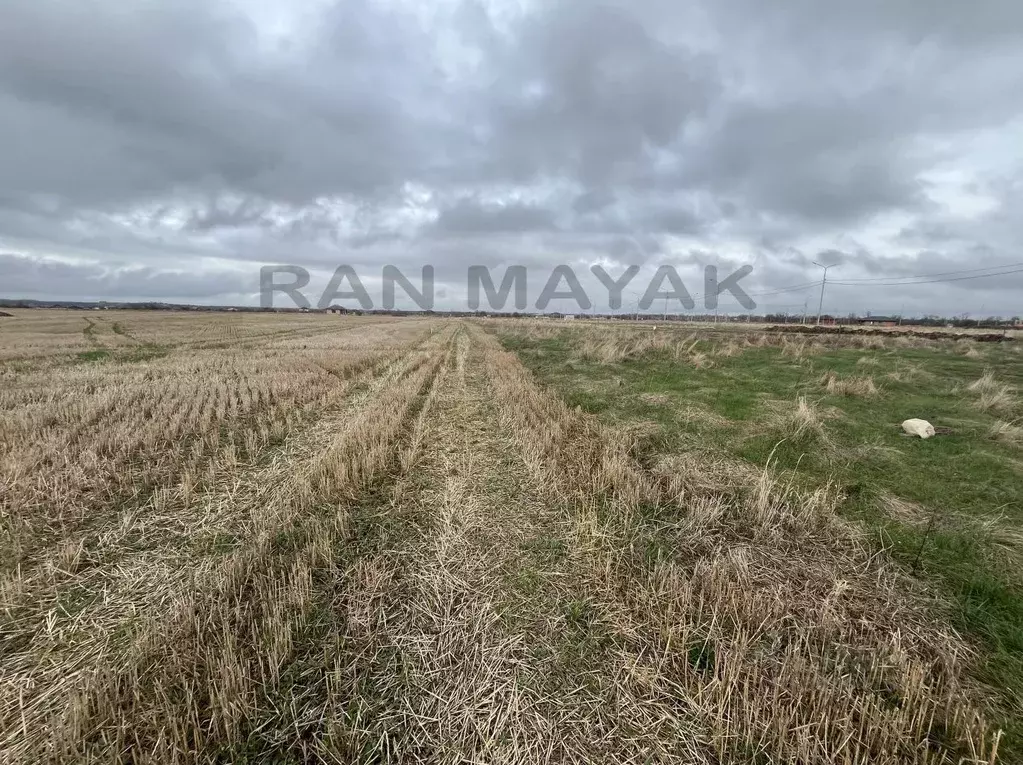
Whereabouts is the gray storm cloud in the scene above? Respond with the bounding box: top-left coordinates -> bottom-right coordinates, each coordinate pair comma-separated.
1,0 -> 1022,316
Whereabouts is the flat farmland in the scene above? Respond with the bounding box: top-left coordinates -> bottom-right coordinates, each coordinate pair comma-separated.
0,310 -> 1017,763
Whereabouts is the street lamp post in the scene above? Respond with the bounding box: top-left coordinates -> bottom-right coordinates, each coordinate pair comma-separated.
812,261 -> 837,325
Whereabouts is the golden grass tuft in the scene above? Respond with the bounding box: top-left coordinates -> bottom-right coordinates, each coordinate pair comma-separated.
879,492 -> 930,526
714,339 -> 743,357
968,370 -> 1002,395
689,350 -> 713,368
776,395 -> 831,442
989,419 -> 1023,446
968,371 -> 1018,414
780,337 -> 820,359
820,370 -> 881,396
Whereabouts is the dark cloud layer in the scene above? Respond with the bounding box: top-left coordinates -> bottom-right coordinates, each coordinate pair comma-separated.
1,0 -> 1022,315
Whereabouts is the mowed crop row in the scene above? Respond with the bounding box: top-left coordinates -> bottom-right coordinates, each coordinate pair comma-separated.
0,314 -> 443,761
0,311 -> 1004,763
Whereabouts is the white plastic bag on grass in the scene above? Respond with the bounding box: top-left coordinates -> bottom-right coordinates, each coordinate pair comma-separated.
902,418 -> 935,439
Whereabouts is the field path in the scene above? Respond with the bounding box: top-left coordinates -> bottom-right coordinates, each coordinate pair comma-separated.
310,324 -> 571,761
311,324 -> 713,764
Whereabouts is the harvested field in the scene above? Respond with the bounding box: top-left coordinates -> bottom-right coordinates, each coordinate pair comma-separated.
0,310 -> 1015,763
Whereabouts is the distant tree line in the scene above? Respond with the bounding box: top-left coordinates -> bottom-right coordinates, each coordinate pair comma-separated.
0,299 -> 1019,328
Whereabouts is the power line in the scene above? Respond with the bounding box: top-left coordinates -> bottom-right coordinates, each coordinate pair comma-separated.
830,266 -> 1023,287
619,261 -> 1023,307
712,280 -> 822,299
602,262 -> 1023,315
827,261 -> 1023,284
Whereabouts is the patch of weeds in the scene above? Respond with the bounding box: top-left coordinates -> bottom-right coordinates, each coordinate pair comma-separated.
122,343 -> 169,362
76,349 -> 111,362
73,345 -> 167,365
197,531 -> 242,556
520,534 -> 567,565
56,584 -> 103,617
642,537 -> 671,567
563,598 -> 593,629
508,568 -> 544,601
270,523 -> 310,556
685,638 -> 716,675
738,433 -> 824,472
559,597 -> 609,667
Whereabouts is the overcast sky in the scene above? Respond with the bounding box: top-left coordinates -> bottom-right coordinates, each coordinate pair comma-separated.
2,0 -> 1023,316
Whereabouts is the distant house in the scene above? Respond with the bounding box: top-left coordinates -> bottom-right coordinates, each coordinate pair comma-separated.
327,305 -> 348,315
564,314 -> 576,321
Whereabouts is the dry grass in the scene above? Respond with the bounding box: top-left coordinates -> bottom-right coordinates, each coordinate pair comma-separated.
491,319 -> 982,367
969,371 -> 1004,395
639,392 -> 674,406
820,370 -> 881,397
714,339 -> 743,358
989,420 -> 1023,446
0,312 -> 444,762
775,395 -> 831,443
675,404 -> 733,430
879,492 -> 931,526
968,372 -> 1018,414
567,328 -> 716,368
780,337 -> 820,359
0,312 -> 1005,763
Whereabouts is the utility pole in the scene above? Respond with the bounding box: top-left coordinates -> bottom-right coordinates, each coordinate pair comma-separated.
662,294 -> 668,322
802,298 -> 809,325
812,261 -> 837,325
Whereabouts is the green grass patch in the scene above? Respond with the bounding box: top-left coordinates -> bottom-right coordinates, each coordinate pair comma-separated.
121,343 -> 169,362
72,345 -> 169,364
496,325 -> 1023,753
